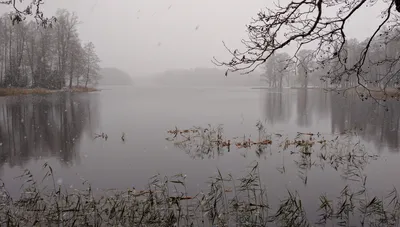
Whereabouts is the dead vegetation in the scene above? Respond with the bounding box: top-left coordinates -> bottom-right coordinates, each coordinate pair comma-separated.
0,87 -> 98,97
0,122 -> 392,226
1,157 -> 399,227
166,122 -> 378,185
166,125 -> 273,151
0,87 -> 54,96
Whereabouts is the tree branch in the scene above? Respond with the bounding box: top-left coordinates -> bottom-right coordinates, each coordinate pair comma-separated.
214,0 -> 400,101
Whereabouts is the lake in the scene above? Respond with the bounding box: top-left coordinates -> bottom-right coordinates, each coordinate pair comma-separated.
0,85 -> 399,223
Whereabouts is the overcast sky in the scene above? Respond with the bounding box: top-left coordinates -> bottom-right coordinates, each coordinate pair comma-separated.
0,0 -> 388,76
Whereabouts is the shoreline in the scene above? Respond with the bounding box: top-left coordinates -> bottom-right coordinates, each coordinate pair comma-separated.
0,87 -> 99,97
344,87 -> 400,100
251,86 -> 400,99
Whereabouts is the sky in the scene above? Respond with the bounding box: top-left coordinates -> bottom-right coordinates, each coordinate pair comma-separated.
0,0 -> 390,76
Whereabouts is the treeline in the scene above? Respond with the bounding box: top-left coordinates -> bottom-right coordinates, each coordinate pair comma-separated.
262,26 -> 400,89
0,9 -> 100,89
152,67 -> 261,87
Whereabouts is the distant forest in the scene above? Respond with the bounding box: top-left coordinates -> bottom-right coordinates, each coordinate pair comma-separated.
98,68 -> 133,86
262,26 -> 400,89
0,9 -> 100,89
151,68 -> 261,87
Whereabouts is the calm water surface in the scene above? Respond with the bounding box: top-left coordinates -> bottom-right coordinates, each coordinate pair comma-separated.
0,85 -> 399,213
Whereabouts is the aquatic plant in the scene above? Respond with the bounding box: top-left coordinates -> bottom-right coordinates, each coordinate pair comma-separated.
166,123 -> 378,187
0,159 -> 398,226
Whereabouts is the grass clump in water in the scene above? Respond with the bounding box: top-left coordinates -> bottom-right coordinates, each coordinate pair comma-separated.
0,123 -> 393,226
2,160 -> 400,226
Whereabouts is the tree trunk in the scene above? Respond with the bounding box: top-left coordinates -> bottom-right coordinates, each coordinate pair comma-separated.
1,43 -> 7,82
9,28 -> 12,72
0,44 -> 3,85
0,55 -> 3,85
69,58 -> 74,89
69,72 -> 73,88
304,74 -> 308,89
28,38 -> 35,86
17,33 -> 26,86
85,64 -> 89,88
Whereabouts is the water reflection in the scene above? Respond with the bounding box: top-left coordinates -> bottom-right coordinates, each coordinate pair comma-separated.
263,90 -> 293,124
0,93 -> 99,168
296,89 -> 311,127
262,88 -> 400,151
330,93 -> 400,151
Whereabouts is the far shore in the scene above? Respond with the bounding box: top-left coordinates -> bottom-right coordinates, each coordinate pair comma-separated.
251,86 -> 400,99
0,87 -> 99,97
344,87 -> 400,100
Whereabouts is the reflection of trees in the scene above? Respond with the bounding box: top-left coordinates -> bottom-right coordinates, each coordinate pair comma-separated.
0,93 -> 99,168
330,94 -> 400,151
262,88 -> 399,150
296,89 -> 331,127
261,90 -> 293,124
296,89 -> 310,127
262,89 -> 331,127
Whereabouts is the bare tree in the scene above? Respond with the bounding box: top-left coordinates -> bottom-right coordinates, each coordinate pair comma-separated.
83,42 -> 100,88
33,24 -> 54,88
3,18 -> 29,87
0,0 -> 55,27
263,52 -> 294,88
54,9 -> 79,89
25,21 -> 38,81
0,10 -> 100,89
0,16 -> 7,84
214,0 -> 400,100
67,34 -> 85,88
296,49 -> 316,88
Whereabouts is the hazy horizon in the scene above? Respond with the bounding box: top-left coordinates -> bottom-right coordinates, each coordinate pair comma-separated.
1,1 -> 400,225
0,0 -> 390,77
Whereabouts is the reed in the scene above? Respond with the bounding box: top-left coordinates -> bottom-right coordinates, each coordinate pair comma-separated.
0,123 -> 394,226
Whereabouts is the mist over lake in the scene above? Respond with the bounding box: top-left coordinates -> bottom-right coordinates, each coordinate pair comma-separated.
0,85 -> 398,204
1,0 -> 400,225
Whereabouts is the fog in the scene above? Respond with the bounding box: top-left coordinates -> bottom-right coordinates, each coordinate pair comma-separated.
2,0 -> 400,225
0,0 -> 389,77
